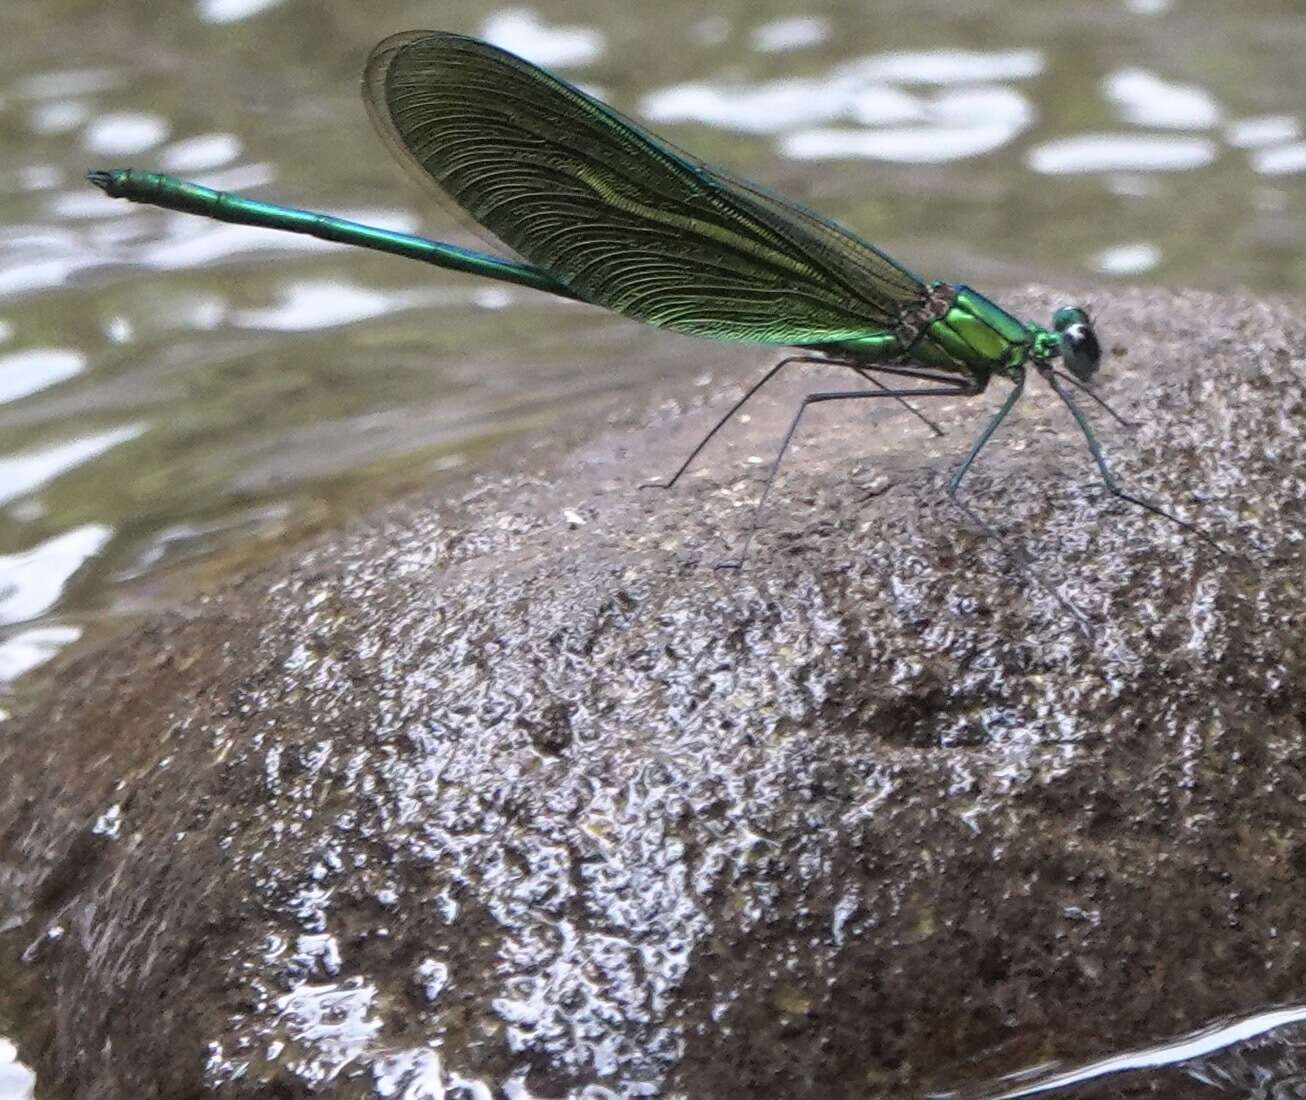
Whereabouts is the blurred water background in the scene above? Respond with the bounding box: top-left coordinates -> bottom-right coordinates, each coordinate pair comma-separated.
2,0 -> 1304,703
1,2 -> 1305,1093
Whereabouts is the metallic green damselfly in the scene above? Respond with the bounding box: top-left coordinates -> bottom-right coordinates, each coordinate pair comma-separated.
89,31 -> 1215,590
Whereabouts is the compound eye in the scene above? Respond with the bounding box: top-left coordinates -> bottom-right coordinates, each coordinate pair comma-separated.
1059,320 -> 1101,381
1052,306 -> 1091,333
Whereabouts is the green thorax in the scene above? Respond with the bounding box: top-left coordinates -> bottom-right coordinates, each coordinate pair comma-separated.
827,284 -> 1058,386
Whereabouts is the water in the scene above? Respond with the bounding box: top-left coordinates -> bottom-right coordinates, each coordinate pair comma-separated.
937,1004 -> 1306,1099
0,1 -> 1304,690
0,1 -> 1304,1091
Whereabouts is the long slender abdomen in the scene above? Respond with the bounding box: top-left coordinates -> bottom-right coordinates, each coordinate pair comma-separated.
87,169 -> 584,300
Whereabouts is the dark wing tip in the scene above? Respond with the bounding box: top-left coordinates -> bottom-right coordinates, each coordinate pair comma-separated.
87,169 -> 114,192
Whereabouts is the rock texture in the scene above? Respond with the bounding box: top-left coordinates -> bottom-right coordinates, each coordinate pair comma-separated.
2,288 -> 1305,1099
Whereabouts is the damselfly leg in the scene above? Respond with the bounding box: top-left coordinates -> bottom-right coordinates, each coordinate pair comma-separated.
645,355 -> 946,492
717,382 -> 973,569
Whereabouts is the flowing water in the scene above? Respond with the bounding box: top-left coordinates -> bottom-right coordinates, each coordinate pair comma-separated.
1,1 -> 1305,1095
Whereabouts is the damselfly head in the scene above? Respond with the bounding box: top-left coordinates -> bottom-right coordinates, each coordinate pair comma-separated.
1052,306 -> 1101,382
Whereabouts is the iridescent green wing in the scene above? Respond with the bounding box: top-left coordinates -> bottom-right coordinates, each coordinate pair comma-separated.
364,31 -> 926,346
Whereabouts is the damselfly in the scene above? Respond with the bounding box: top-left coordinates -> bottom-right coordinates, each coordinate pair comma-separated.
89,31 -> 1216,589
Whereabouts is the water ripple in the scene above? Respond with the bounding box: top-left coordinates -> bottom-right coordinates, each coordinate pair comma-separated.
832,48 -> 1044,85
1253,143 -> 1306,176
480,8 -> 605,68
1,4 -> 1303,702
0,425 -> 145,507
0,624 -> 82,686
784,119 -> 1029,164
1028,133 -> 1219,174
14,68 -> 122,100
0,524 -> 114,627
0,348 -> 86,405
785,85 -> 1033,163
158,133 -> 242,173
1104,67 -> 1221,129
197,0 -> 286,25
645,47 -> 1047,163
936,1003 -> 1306,1099
1226,114 -> 1300,149
27,99 -> 90,136
0,1038 -> 35,1100
81,112 -> 170,156
1093,242 -> 1161,276
269,980 -> 381,1084
230,280 -> 452,332
644,77 -> 851,134
751,16 -> 829,54
645,74 -> 1035,161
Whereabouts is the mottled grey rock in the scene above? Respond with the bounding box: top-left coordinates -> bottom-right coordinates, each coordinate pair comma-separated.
2,288 -> 1305,1100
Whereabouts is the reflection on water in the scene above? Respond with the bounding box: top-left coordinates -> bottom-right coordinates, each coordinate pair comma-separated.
1103,68 -> 1220,130
481,7 -> 605,67
1026,133 -> 1218,174
783,86 -> 1034,164
0,526 -> 114,627
0,625 -> 83,686
201,990 -> 1306,1098
0,1038 -> 34,1100
751,15 -> 829,54
643,47 -> 1044,140
198,0 -> 285,25
82,112 -> 170,156
264,980 -> 382,1084
0,348 -> 85,404
939,1003 -> 1306,1099
0,4 -> 1303,1093
1092,242 -> 1160,276
0,0 -> 1302,696
1228,115 -> 1300,149
27,100 -> 90,138
156,132 -> 242,173
229,279 -> 452,331
0,425 -> 143,507
1255,144 -> 1306,177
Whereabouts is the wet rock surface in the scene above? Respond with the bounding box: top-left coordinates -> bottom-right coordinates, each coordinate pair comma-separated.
2,288 -> 1305,1099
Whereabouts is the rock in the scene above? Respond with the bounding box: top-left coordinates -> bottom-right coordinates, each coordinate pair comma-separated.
1,288 -> 1304,1099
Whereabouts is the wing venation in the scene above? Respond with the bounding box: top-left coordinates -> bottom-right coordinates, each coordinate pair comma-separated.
364,32 -> 925,346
